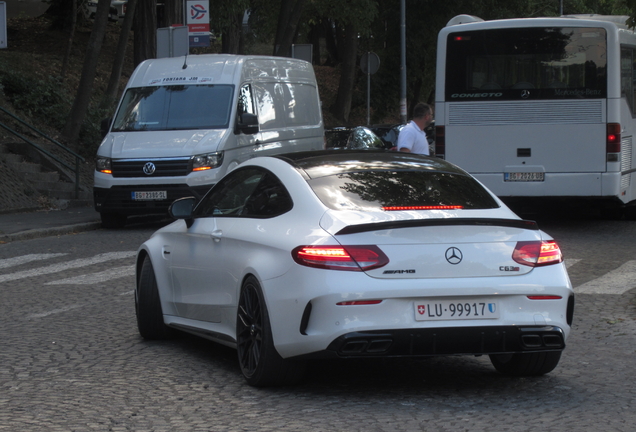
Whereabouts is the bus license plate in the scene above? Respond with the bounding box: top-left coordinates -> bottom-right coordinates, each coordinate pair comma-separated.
131,191 -> 167,201
504,172 -> 544,182
414,299 -> 499,321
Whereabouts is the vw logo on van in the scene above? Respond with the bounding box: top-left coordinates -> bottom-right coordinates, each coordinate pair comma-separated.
143,162 -> 156,175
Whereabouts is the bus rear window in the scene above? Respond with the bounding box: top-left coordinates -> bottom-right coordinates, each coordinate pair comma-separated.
445,27 -> 607,101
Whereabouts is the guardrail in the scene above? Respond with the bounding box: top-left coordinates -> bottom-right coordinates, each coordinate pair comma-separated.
0,106 -> 85,199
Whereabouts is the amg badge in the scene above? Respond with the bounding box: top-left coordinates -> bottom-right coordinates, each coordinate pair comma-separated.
383,269 -> 416,274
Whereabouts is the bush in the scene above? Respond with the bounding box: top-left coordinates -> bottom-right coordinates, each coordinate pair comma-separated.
0,71 -> 71,132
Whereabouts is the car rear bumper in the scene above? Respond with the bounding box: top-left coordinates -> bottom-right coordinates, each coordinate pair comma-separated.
321,325 -> 565,359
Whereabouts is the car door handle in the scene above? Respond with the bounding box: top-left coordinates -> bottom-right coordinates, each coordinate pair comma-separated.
211,230 -> 222,242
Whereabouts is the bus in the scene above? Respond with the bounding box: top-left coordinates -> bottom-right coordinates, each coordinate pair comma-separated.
435,14 -> 636,216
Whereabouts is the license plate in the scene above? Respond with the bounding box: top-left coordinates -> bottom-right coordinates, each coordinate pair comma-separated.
504,172 -> 544,182
414,299 -> 499,321
131,191 -> 167,201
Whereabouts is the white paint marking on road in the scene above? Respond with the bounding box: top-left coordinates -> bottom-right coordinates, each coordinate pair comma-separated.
27,304 -> 83,319
0,253 -> 68,270
0,251 -> 136,284
575,260 -> 636,294
119,290 -> 134,296
45,265 -> 135,285
564,259 -> 581,269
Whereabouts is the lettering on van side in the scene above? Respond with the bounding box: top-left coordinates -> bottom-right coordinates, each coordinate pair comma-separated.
451,93 -> 503,98
147,77 -> 215,86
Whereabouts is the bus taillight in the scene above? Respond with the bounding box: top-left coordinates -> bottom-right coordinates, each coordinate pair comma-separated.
607,123 -> 621,160
435,125 -> 445,159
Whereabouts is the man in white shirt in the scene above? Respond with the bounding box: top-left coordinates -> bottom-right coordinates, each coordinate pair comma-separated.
397,103 -> 433,155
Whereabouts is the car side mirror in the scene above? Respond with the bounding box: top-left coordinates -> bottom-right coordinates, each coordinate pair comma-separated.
169,196 -> 197,227
237,113 -> 259,135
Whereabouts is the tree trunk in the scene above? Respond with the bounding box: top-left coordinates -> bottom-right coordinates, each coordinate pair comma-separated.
133,0 -> 157,67
59,0 -> 77,78
274,0 -> 307,57
273,0 -> 293,56
331,23 -> 358,124
158,0 -> 183,27
61,0 -> 111,148
308,22 -> 321,65
101,0 -> 138,111
322,19 -> 339,66
168,0 -> 184,25
221,12 -> 242,54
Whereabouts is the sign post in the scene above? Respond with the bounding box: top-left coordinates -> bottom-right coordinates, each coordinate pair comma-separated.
360,52 -> 380,126
186,1 -> 210,48
0,2 -> 6,49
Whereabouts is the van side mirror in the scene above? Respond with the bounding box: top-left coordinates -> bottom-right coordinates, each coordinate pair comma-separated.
100,117 -> 112,138
237,113 -> 259,135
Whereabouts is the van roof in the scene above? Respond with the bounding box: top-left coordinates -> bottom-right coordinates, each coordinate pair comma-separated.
126,54 -> 317,89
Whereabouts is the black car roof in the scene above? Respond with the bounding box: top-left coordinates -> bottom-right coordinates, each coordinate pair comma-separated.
273,150 -> 469,179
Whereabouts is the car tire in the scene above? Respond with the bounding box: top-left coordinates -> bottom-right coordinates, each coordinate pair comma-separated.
100,212 -> 127,229
236,275 -> 306,387
489,351 -> 562,376
136,256 -> 176,340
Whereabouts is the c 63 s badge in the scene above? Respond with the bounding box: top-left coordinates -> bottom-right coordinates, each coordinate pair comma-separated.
500,266 -> 520,272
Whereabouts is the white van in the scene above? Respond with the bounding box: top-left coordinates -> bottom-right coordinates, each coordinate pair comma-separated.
94,54 -> 324,227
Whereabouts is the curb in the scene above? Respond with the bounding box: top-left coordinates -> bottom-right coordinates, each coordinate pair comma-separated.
0,221 -> 102,244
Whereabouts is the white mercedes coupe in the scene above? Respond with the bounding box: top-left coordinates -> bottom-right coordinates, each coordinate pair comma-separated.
135,151 -> 574,387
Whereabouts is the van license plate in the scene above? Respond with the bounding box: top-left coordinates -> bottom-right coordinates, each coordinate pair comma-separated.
414,299 -> 499,321
504,172 -> 544,182
132,191 -> 167,201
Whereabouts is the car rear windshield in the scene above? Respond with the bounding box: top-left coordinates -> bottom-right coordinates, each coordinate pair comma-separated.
112,84 -> 234,131
307,170 -> 499,211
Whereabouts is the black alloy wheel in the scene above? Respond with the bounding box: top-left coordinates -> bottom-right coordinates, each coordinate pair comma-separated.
236,276 -> 306,387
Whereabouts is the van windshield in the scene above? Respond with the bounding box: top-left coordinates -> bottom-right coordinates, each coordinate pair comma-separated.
112,84 -> 234,131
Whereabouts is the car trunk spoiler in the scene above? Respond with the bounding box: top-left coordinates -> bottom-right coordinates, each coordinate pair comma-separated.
335,218 -> 538,236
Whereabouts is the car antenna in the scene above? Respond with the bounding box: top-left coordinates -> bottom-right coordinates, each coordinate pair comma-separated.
182,54 -> 188,70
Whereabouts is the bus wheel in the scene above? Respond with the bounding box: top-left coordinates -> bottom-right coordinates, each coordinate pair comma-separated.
600,206 -> 624,220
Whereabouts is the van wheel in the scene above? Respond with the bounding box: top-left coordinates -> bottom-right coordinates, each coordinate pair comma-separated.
101,212 -> 127,228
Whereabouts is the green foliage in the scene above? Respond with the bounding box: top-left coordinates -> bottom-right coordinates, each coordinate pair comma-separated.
0,69 -> 106,158
0,71 -> 71,131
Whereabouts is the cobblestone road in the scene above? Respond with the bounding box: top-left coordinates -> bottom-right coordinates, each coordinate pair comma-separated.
1,224 -> 635,431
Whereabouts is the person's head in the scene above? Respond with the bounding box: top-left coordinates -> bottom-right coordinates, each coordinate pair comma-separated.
412,103 -> 433,129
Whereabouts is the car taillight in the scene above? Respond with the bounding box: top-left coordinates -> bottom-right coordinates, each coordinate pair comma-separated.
435,125 -> 445,159
292,245 -> 389,271
512,240 -> 563,267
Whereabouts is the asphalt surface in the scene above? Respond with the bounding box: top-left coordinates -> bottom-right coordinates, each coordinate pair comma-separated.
0,206 -> 102,243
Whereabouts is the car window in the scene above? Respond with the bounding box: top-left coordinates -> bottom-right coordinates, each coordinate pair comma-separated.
194,167 -> 292,218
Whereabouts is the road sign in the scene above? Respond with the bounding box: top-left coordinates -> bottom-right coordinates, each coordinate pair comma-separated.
360,52 -> 380,75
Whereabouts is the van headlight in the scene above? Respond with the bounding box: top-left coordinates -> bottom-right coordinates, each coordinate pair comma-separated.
95,156 -> 112,174
191,152 -> 223,172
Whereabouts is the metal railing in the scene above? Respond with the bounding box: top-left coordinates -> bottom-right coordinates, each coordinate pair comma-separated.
0,106 -> 85,199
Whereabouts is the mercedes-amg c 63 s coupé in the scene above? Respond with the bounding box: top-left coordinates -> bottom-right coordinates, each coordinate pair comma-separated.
135,150 -> 574,387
